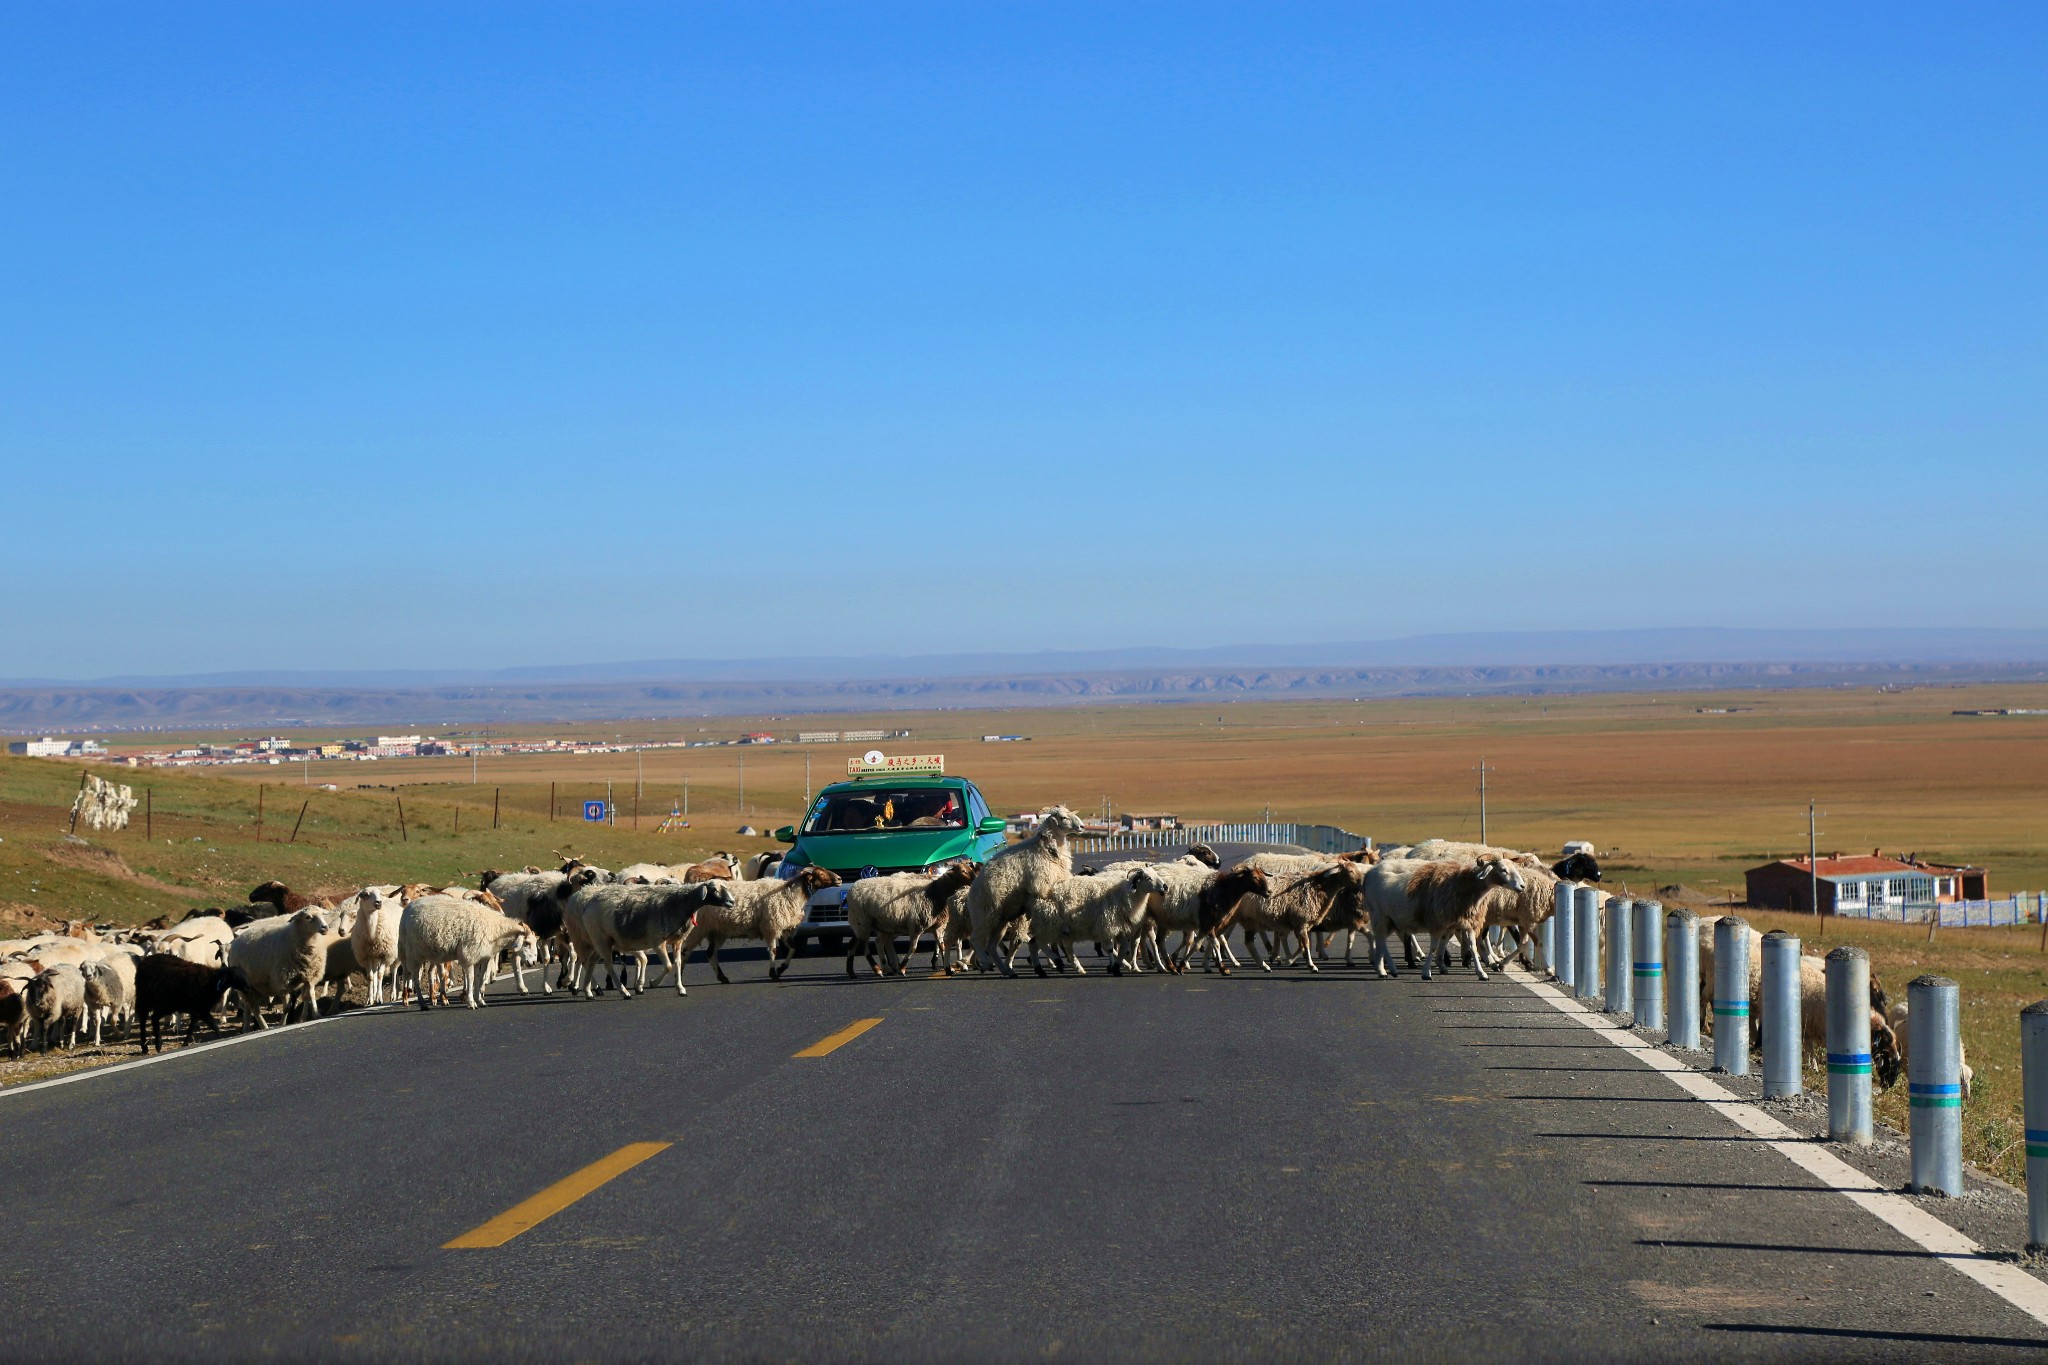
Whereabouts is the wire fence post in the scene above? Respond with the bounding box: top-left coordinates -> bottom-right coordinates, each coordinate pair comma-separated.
397,795 -> 408,843
145,787 -> 152,841
550,781 -> 556,822
289,798 -> 309,844
493,787 -> 500,830
255,784 -> 265,843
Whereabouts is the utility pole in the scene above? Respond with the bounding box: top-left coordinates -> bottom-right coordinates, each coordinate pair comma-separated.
738,756 -> 746,815
804,751 -> 811,806
1475,757 -> 1494,845
684,777 -> 689,817
471,748 -> 478,784
1809,799 -> 1823,920
636,752 -> 644,804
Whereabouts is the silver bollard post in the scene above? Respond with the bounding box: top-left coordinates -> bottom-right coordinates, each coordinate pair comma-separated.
1554,885 -> 1576,988
2023,1000 -> 2048,1249
1605,897 -> 1633,1014
1826,947 -> 1873,1144
1634,900 -> 1665,1032
1667,910 -> 1700,1049
1537,916 -> 1554,976
1761,930 -> 1801,1099
1713,916 -> 1751,1075
1907,975 -> 1964,1196
1576,887 -> 1602,1005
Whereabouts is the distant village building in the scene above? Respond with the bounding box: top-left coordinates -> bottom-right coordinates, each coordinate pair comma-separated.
7,737 -> 105,757
1118,813 -> 1180,831
1745,854 -> 1989,915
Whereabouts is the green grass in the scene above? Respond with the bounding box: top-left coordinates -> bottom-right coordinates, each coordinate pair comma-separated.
1732,909 -> 2048,1189
0,756 -> 781,928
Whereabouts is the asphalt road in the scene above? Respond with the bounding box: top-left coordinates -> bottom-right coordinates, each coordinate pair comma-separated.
4,946 -> 2047,1363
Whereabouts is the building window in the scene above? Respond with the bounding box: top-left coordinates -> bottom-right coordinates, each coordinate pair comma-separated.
1935,877 -> 1953,897
1886,879 -> 1906,901
1838,881 -> 1865,906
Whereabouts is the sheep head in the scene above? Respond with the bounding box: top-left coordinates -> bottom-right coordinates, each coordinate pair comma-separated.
1871,1013 -> 1903,1090
1037,805 -> 1087,837
695,881 -> 739,909
796,867 -> 842,893
1473,854 -> 1526,893
1184,843 -> 1221,868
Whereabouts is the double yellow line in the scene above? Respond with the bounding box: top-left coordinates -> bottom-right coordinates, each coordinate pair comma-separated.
444,1016 -> 886,1249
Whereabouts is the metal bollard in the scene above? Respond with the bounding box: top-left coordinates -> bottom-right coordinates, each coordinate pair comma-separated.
1907,975 -> 1964,1196
1605,897 -> 1633,1014
1634,900 -> 1665,1032
1826,947 -> 1873,1144
1554,885 -> 1576,988
2023,1000 -> 2048,1248
1576,886 -> 1602,1005
1537,915 -> 1554,976
1666,910 -> 1699,1049
1713,916 -> 1751,1075
1761,931 -> 1801,1099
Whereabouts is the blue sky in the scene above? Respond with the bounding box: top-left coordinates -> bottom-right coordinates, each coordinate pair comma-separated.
3,2 -> 2044,678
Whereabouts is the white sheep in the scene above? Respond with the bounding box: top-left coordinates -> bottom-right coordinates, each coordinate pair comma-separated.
1888,997 -> 1973,1100
78,956 -> 135,1045
25,965 -> 87,1051
157,915 -> 234,967
398,895 -> 538,1010
347,888 -> 405,1004
963,804 -> 1087,978
1367,855 -> 1526,981
845,863 -> 980,978
1025,867 -> 1163,976
672,867 -> 841,984
226,909 -> 335,1028
1230,853 -> 1367,973
576,881 -> 739,997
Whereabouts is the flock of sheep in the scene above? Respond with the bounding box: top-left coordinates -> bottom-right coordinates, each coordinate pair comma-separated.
0,805 -> 1941,1096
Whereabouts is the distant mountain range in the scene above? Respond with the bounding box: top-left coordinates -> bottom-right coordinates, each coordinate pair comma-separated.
4,628 -> 2046,731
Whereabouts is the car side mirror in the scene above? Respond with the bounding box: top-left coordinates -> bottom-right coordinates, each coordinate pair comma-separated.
774,825 -> 797,843
977,816 -> 1007,835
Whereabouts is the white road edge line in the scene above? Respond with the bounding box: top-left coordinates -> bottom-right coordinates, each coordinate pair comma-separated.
1507,966 -> 2048,1330
0,1004 -> 399,1101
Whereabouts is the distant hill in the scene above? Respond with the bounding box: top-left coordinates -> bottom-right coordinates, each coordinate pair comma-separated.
4,628 -> 2048,731
12,627 -> 2048,691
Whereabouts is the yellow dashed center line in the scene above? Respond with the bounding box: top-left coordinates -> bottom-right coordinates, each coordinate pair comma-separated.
794,1017 -> 884,1058
444,1141 -> 672,1249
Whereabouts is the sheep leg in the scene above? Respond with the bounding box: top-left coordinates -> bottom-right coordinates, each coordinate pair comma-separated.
1461,926 -> 1490,981
1298,926 -> 1319,973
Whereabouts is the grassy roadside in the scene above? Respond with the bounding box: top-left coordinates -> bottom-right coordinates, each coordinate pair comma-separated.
0,755 -> 783,929
1727,908 -> 2048,1188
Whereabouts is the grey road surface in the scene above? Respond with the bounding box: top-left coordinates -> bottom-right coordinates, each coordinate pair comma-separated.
1,948 -> 2044,1363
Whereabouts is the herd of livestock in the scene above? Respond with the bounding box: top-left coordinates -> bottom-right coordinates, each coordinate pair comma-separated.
0,803 -> 1943,1094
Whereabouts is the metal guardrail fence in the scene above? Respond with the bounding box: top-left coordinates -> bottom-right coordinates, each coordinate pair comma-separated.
1071,822 -> 1371,855
1833,893 -> 2048,928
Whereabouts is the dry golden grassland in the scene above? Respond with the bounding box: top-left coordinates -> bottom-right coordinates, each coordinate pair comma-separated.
7,682 -> 2045,1173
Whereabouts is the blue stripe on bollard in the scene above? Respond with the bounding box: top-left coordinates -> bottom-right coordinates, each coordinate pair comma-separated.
2026,1127 -> 2048,1158
1826,1052 -> 1872,1073
1909,1082 -> 1963,1107
1634,962 -> 1663,975
1714,1003 -> 1749,1016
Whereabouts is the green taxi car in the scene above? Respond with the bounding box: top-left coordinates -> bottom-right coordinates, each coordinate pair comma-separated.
772,772 -> 1008,941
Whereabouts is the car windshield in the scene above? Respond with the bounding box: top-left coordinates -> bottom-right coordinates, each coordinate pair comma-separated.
804,787 -> 966,834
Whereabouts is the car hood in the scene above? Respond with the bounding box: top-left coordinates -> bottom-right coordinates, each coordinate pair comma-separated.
792,828 -> 978,872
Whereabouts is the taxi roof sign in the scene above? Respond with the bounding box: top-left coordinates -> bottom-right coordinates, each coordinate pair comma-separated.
846,753 -> 945,777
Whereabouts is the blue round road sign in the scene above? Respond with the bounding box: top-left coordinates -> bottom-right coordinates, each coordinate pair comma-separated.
583,800 -> 607,821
